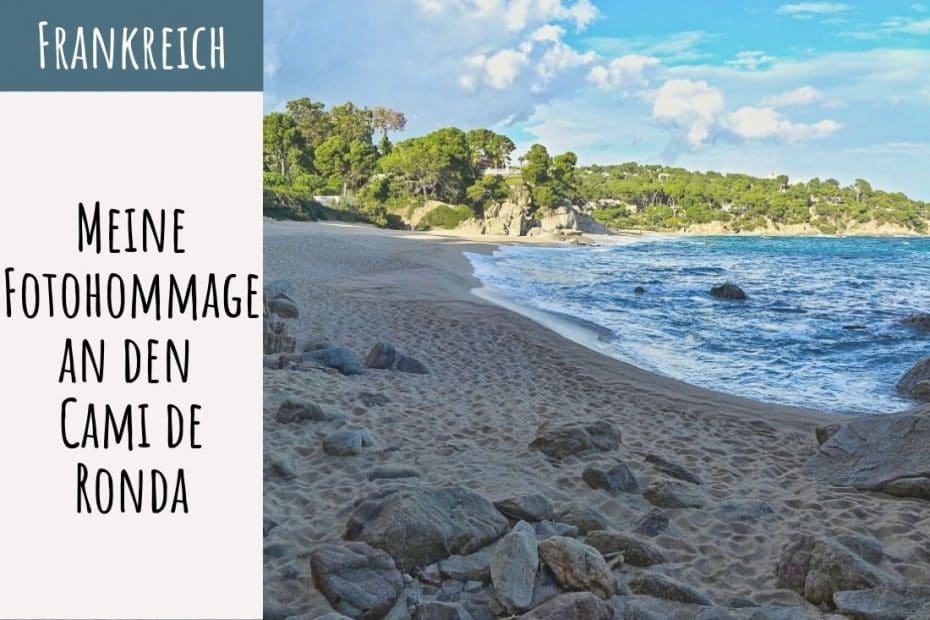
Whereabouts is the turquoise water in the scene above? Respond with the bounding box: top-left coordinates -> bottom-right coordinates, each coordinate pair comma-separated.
467,236 -> 930,415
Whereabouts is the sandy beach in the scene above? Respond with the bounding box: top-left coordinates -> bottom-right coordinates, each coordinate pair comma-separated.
263,220 -> 930,619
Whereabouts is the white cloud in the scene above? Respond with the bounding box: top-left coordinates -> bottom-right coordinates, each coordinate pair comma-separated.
724,106 -> 841,142
587,55 -> 660,92
530,24 -> 564,42
417,0 -> 599,31
760,85 -> 824,107
466,47 -> 531,89
585,31 -> 709,63
881,16 -> 930,34
726,50 -> 776,71
776,2 -> 850,18
652,79 -> 726,148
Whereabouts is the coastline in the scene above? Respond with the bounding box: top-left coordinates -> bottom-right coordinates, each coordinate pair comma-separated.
263,220 -> 928,618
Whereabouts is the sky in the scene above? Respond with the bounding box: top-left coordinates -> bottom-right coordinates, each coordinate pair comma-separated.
265,1 -> 930,199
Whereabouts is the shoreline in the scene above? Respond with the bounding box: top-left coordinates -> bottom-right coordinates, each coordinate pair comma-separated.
263,220 -> 928,618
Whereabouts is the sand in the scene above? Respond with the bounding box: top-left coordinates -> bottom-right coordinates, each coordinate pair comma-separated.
262,220 -> 930,618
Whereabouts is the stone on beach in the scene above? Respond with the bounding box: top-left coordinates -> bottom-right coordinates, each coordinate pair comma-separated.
558,504 -> 612,535
275,398 -> 344,423
833,585 -> 930,620
303,347 -> 365,376
898,357 -> 930,402
582,462 -> 639,494
365,341 -> 430,374
801,406 -> 930,500
493,493 -> 556,522
263,301 -> 297,354
774,534 -> 902,605
643,480 -> 707,509
534,521 -> 580,539
529,420 -> 621,460
322,428 -> 374,456
710,282 -> 748,300
491,522 -> 539,613
635,510 -> 670,537
902,312 -> 930,332
537,536 -> 615,599
310,541 -> 404,620
438,548 -> 495,582
414,601 -> 474,620
626,572 -> 713,606
585,530 -> 666,566
344,485 -> 509,572
645,453 -> 704,485
519,592 -> 613,619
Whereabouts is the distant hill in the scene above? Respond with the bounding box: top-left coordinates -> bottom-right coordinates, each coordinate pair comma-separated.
579,163 -> 930,235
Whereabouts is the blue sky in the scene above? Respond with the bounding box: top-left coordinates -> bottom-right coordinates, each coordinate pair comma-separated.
265,1 -> 930,199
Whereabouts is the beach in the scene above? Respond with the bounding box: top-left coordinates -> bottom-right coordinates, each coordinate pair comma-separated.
263,220 -> 930,619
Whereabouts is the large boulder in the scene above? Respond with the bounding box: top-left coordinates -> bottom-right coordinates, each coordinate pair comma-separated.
484,201 -> 533,237
584,530 -> 666,567
833,585 -> 930,620
902,312 -> 930,332
537,536 -> 615,599
774,535 -> 902,605
493,493 -> 555,522
344,485 -> 509,572
537,206 -> 610,235
582,462 -> 639,494
800,407 -> 930,500
710,283 -> 748,301
519,592 -> 613,619
558,504 -> 612,535
303,347 -> 365,375
491,522 -> 539,613
529,421 -> 621,460
310,542 -> 404,620
898,357 -> 930,402
364,341 -> 430,375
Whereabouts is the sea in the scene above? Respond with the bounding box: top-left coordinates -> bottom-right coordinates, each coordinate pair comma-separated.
466,235 -> 930,415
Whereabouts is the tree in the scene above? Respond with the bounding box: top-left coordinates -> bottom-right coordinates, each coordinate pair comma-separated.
381,127 -> 473,202
285,98 -> 332,148
328,102 -> 374,145
550,151 -> 578,201
372,106 -> 407,140
314,135 -> 378,195
263,112 -> 308,179
853,178 -> 872,202
521,144 -> 551,187
466,129 -> 516,169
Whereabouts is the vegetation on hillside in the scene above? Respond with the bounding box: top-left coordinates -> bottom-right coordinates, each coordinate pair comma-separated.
264,98 -> 930,234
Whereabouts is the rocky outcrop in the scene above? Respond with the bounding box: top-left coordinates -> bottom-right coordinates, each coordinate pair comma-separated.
710,283 -> 748,301
490,522 -> 539,613
801,406 -> 930,500
902,312 -> 930,332
310,542 -> 404,620
898,357 -> 930,402
344,485 -> 509,571
536,206 -> 610,236
774,535 -> 902,605
263,300 -> 296,354
833,585 -> 930,620
519,592 -> 613,619
365,341 -> 430,374
529,421 -> 621,460
537,536 -> 615,599
265,280 -> 300,318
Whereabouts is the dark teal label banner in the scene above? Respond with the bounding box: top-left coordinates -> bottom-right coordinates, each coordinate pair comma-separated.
0,0 -> 262,91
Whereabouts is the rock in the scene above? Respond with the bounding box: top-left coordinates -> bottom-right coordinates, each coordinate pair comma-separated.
627,572 -> 713,606
263,516 -> 279,537
902,312 -> 930,332
263,301 -> 296,354
493,493 -> 555,522
491,523 -> 539,613
833,585 -> 930,620
643,480 -> 706,509
359,391 -> 391,407
558,504 -> 612,535
529,421 -> 622,460
801,407 -> 930,500
635,511 -> 670,537
519,592 -> 613,619
303,347 -> 364,375
268,296 -> 299,318
609,596 -> 668,619
537,205 -> 611,236
322,428 -> 374,456
585,530 -> 666,566
310,542 -> 404,620
264,279 -> 296,300
414,601 -> 474,620
898,358 -> 930,402
534,521 -> 579,539
302,338 -> 331,352
312,614 -> 352,620
537,536 -> 615,599
645,454 -> 703,485
710,283 -> 748,301
439,549 -> 495,582
368,466 -> 422,481
365,341 -> 430,374
483,192 -> 534,237
911,602 -> 930,619
634,286 -> 646,294
345,486 -> 509,572
816,423 -> 841,445
275,398 -> 344,423
265,455 -> 298,480
718,500 -> 775,524
836,534 -> 885,565
582,462 -> 639,494
774,535 -> 901,605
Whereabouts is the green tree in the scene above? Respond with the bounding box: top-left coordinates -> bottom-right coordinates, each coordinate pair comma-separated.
263,112 -> 308,180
